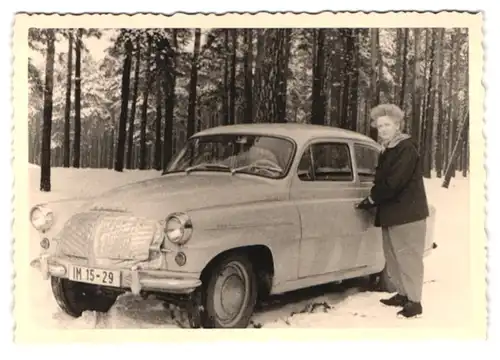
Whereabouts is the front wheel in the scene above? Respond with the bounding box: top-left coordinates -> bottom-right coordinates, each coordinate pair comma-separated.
51,277 -> 118,317
201,253 -> 258,328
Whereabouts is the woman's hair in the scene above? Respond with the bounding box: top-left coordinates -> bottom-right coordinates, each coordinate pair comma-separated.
370,104 -> 405,129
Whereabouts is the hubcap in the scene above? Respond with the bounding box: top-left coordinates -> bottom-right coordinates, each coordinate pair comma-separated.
213,262 -> 249,326
221,274 -> 244,314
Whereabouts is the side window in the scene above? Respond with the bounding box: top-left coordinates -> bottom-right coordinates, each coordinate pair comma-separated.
354,144 -> 380,182
297,142 -> 353,182
312,142 -> 353,181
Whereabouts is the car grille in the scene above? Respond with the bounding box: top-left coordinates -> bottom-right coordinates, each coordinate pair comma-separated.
55,211 -> 161,264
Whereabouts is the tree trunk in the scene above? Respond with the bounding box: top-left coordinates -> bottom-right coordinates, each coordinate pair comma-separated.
56,146 -> 62,167
442,111 -> 469,188
327,30 -> 342,127
368,29 -> 380,140
349,29 -> 360,131
253,30 -> 266,123
63,31 -> 73,168
229,29 -> 237,125
99,135 -> 104,168
94,136 -> 99,168
114,36 -> 133,172
154,77 -> 162,170
337,34 -> 347,127
155,83 -> 162,172
394,29 -> 403,104
108,128 -> 115,169
258,32 -> 280,124
222,30 -> 229,126
422,30 -> 437,178
126,37 -> 141,169
103,132 -> 109,169
435,29 -> 445,178
399,28 -> 409,111
376,32 -> 383,105
443,32 -> 455,169
341,30 -> 354,129
163,29 -> 178,170
186,29 -> 201,139
449,29 -> 462,178
311,29 -> 326,125
461,119 -> 469,177
196,103 -> 203,132
461,33 -> 469,178
40,29 -> 55,192
419,30 -> 430,153
72,28 -> 83,168
272,31 -> 282,123
139,34 -> 152,170
243,29 -> 254,124
154,40 -> 163,171
275,29 -> 289,124
281,29 -> 291,122
411,28 -> 421,145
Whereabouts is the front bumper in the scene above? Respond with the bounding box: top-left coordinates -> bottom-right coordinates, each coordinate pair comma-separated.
30,255 -> 202,295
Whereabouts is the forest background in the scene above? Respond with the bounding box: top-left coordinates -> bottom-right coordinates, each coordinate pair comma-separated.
27,27 -> 469,191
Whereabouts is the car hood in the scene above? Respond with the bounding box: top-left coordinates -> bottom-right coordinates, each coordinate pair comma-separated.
82,172 -> 287,219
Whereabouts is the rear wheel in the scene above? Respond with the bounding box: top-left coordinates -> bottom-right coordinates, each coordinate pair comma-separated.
51,276 -> 118,317
201,253 -> 258,328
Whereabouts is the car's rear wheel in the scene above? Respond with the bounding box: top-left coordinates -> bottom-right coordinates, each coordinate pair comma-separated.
51,276 -> 118,317
201,253 -> 257,328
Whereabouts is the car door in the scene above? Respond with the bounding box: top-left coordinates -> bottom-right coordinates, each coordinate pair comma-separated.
290,139 -> 370,279
352,142 -> 385,268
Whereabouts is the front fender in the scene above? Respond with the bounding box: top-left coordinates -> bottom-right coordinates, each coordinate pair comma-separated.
162,200 -> 302,283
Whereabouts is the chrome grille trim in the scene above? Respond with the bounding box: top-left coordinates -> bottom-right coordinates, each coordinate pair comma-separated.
55,211 -> 101,259
93,214 -> 159,260
55,211 -> 161,262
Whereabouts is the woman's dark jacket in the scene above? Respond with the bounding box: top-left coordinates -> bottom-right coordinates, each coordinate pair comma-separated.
370,137 -> 429,228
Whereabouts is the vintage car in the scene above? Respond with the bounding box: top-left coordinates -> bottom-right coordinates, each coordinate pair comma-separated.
30,123 -> 436,328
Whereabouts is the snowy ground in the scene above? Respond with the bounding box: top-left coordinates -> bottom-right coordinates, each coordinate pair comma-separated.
27,164 -> 473,329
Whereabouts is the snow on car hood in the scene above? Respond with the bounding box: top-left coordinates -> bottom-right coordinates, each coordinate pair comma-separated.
83,172 -> 287,219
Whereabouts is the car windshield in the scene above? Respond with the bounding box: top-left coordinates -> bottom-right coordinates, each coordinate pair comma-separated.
164,134 -> 295,179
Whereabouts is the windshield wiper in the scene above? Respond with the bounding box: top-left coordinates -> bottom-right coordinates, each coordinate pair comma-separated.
185,163 -> 231,174
231,162 -> 283,176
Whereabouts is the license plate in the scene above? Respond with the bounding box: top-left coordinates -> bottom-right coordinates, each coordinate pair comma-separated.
68,265 -> 121,287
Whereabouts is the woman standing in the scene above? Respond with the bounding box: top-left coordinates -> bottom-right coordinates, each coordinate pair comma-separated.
356,104 -> 430,319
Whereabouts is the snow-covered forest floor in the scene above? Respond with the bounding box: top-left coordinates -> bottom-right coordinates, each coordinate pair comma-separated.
26,164 -> 473,329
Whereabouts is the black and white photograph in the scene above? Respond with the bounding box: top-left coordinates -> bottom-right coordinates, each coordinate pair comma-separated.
13,12 -> 485,339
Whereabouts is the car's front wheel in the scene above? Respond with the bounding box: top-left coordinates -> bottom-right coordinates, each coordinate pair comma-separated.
51,276 -> 118,317
201,253 -> 258,328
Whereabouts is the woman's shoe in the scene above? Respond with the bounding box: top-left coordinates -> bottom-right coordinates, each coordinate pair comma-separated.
380,293 -> 408,307
397,301 -> 423,318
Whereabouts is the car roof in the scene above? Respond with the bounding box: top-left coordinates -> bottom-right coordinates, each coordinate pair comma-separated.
193,123 -> 378,145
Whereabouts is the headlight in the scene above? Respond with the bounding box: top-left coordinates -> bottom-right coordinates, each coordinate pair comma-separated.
29,205 -> 54,231
164,212 -> 193,245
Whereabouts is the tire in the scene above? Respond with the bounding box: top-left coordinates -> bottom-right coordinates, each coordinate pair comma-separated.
51,276 -> 118,317
201,253 -> 258,328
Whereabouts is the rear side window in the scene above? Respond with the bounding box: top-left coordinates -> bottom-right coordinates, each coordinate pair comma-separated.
354,144 -> 380,182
